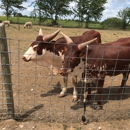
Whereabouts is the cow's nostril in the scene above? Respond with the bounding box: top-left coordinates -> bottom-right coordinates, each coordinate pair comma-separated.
22,56 -> 30,62
22,56 -> 25,60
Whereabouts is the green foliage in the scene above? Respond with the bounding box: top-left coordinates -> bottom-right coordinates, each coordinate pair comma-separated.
0,0 -> 27,20
73,0 -> 107,28
101,17 -> 122,29
30,0 -> 73,26
117,7 -> 130,30
29,0 -> 48,25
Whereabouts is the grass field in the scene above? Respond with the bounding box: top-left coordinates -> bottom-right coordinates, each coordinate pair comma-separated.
0,16 -> 102,28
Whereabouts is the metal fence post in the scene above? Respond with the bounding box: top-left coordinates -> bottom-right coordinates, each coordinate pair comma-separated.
0,23 -> 14,118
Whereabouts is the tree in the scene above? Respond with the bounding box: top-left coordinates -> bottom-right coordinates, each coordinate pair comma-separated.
101,17 -> 122,29
0,0 -> 27,20
73,0 -> 107,28
29,0 -> 46,25
30,0 -> 73,26
117,7 -> 130,30
73,0 -> 85,27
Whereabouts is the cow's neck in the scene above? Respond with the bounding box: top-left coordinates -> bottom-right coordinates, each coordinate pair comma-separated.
33,48 -> 64,75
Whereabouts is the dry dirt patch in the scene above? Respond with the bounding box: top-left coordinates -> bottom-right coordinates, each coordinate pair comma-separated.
0,119 -> 130,130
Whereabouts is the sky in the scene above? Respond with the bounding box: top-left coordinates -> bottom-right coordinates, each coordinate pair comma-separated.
0,0 -> 130,21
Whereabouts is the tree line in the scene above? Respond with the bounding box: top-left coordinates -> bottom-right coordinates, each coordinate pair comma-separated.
0,0 -> 130,30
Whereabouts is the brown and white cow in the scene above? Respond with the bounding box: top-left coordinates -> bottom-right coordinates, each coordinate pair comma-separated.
22,29 -> 101,101
59,32 -> 130,110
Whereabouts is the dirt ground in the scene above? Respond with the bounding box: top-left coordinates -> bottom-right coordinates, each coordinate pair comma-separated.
0,118 -> 130,130
0,24 -> 130,129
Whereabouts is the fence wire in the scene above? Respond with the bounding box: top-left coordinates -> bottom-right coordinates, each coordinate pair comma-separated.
0,36 -> 130,123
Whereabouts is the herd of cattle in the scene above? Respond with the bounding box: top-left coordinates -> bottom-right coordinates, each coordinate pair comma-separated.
2,20 -> 32,28
22,28 -> 130,110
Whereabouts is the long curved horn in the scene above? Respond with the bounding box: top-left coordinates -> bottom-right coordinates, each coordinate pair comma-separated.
43,29 -> 60,42
39,28 -> 43,36
78,38 -> 97,50
60,32 -> 73,44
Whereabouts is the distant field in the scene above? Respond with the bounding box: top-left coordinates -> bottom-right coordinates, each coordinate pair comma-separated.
0,16 -> 101,28
4,23 -> 130,43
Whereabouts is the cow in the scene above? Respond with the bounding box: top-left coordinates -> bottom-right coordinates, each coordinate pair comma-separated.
2,20 -> 10,26
22,29 -> 101,101
24,22 -> 32,28
59,32 -> 130,110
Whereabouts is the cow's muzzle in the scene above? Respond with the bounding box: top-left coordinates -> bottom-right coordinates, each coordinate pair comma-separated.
22,56 -> 31,62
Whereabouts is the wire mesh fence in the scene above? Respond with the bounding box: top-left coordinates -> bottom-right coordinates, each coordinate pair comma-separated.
0,24 -> 130,123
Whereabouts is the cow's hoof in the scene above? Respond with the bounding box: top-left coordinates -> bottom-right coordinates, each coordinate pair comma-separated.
58,93 -> 66,98
72,97 -> 78,102
93,105 -> 103,110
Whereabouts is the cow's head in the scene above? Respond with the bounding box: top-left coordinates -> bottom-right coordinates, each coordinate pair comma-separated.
59,32 -> 97,76
22,28 -> 60,62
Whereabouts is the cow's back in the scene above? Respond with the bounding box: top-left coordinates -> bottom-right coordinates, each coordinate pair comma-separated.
82,30 -> 101,44
56,30 -> 101,45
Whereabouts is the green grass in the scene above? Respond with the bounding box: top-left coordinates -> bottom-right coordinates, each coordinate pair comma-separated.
0,16 -> 102,29
0,16 -> 7,22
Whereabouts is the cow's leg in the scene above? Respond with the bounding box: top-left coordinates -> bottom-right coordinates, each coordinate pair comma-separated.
87,79 -> 98,101
114,72 -> 129,99
72,76 -> 78,102
94,78 -> 104,110
58,75 -> 68,97
84,80 -> 98,104
72,85 -> 78,102
80,82 -> 92,105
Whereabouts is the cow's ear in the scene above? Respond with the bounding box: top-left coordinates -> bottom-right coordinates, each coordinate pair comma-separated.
36,44 -> 43,55
60,32 -> 73,44
78,38 -> 97,50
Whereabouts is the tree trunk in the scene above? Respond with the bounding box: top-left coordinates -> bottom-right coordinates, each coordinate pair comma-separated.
85,18 -> 89,28
51,15 -> 58,26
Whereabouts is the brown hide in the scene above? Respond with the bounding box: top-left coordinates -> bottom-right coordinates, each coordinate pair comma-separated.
61,37 -> 130,75
60,37 -> 130,109
56,29 -> 101,45
31,30 -> 101,56
86,38 -> 130,75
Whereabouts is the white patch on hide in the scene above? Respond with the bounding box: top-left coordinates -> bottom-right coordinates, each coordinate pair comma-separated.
23,46 -> 36,61
23,47 -> 64,75
58,51 -> 64,60
69,58 -> 85,77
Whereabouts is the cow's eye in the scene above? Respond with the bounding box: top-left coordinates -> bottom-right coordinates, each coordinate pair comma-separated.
33,47 -> 37,51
